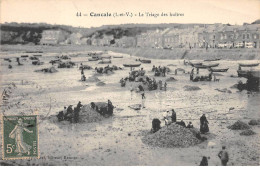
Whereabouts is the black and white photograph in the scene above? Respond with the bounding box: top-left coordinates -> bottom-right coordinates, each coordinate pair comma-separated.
0,0 -> 259,166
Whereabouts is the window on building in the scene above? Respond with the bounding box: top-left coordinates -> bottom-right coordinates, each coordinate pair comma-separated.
235,33 -> 239,39
247,34 -> 250,39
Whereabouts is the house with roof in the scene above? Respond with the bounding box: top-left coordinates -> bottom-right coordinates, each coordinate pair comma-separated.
115,36 -> 136,47
163,29 -> 180,48
136,29 -> 170,48
40,29 -> 69,45
216,24 -> 260,48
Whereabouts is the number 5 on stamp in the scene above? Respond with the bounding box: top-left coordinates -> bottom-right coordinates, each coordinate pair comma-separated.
2,115 -> 39,160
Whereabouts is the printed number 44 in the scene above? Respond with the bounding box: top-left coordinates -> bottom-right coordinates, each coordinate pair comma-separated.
6,144 -> 15,153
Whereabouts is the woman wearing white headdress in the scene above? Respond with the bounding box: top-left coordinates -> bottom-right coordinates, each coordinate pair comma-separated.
9,118 -> 33,156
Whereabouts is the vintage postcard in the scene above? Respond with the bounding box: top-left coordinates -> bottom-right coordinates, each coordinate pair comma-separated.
0,0 -> 259,166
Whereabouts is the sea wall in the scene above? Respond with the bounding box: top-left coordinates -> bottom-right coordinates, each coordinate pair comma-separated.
1,44 -> 259,60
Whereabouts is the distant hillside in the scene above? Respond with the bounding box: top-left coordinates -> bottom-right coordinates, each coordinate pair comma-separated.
252,19 -> 260,24
0,22 -> 211,44
87,23 -> 209,39
0,22 -> 94,44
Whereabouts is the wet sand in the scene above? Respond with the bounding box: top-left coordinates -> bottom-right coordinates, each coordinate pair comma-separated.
0,49 -> 259,166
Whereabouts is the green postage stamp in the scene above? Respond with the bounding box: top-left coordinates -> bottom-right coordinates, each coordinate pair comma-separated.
2,115 -> 39,160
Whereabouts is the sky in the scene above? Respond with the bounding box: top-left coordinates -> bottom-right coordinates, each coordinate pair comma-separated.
0,0 -> 260,28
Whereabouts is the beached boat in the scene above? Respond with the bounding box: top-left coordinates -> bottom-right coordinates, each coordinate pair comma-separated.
49,59 -> 62,64
21,55 -> 29,58
204,58 -> 220,61
113,56 -> 123,58
79,65 -> 92,70
98,60 -> 111,64
4,58 -> 11,62
237,70 -> 260,79
139,59 -> 151,64
189,62 -> 203,66
209,68 -> 229,72
88,58 -> 99,61
193,63 -> 219,69
101,55 -> 111,59
32,61 -> 44,65
238,63 -> 259,67
123,64 -> 141,68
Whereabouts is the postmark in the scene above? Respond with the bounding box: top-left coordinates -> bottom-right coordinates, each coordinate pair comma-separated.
2,115 -> 39,160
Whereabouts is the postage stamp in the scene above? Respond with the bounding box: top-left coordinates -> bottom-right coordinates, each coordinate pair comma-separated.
2,115 -> 39,160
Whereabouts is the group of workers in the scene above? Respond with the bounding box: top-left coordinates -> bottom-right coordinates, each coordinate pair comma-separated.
199,146 -> 229,166
152,65 -> 168,77
162,109 -> 194,129
57,101 -> 83,123
190,68 -> 213,82
95,65 -> 121,74
158,80 -> 167,91
90,99 -> 114,116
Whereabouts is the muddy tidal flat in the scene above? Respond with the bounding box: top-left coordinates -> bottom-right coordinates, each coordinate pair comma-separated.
0,46 -> 259,166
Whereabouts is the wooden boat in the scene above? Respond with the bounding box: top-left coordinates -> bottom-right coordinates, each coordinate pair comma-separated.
79,65 -> 92,70
237,70 -> 260,79
4,58 -> 11,62
139,59 -> 151,64
113,56 -> 123,58
49,59 -> 62,64
204,58 -> 220,61
238,63 -> 259,67
128,104 -> 141,110
32,61 -> 44,65
101,55 -> 111,59
209,68 -> 229,72
21,55 -> 29,58
194,63 -> 219,69
189,62 -> 203,66
88,58 -> 99,61
98,60 -> 111,64
123,64 -> 141,67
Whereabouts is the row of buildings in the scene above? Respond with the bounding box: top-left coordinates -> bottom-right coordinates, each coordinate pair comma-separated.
40,23 -> 260,48
135,24 -> 260,49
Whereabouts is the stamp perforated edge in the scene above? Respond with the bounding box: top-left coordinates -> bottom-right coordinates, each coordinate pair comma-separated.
1,114 -> 40,160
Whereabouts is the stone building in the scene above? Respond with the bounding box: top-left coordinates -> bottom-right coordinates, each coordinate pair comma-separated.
115,36 -> 136,47
40,30 -> 69,45
136,29 -> 170,48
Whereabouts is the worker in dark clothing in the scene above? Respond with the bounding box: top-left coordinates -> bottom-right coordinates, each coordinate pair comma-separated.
74,101 -> 83,123
200,114 -> 208,125
200,114 -> 209,134
64,105 -> 73,122
162,67 -> 166,76
199,156 -> 208,166
176,120 -> 186,127
152,65 -> 156,72
218,146 -> 229,166
187,122 -> 194,128
81,67 -> 84,75
16,58 -> 22,65
152,118 -> 161,133
107,100 -> 114,115
164,81 -> 167,91
171,109 -> 176,122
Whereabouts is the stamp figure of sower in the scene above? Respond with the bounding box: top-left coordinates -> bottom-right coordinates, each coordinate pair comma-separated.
9,118 -> 33,156
2,115 -> 39,159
